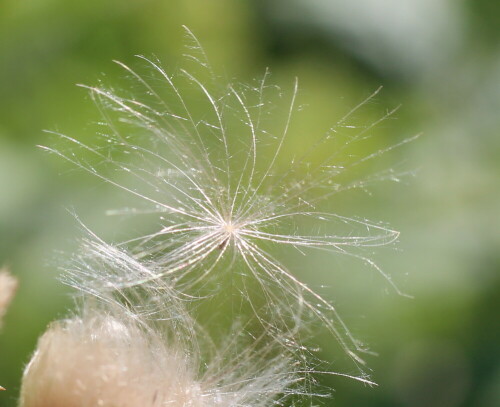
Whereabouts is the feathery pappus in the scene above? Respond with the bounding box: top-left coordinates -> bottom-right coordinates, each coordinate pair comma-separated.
21,27 -> 415,405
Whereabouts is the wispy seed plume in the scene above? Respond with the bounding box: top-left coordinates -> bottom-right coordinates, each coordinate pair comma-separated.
24,27 -> 413,405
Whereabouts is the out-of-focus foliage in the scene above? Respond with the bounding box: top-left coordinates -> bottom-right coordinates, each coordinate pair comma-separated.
0,1 -> 498,406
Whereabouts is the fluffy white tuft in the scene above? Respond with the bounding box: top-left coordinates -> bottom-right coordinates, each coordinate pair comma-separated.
1,268 -> 17,391
0,268 -> 17,329
20,245 -> 305,407
21,313 -> 201,407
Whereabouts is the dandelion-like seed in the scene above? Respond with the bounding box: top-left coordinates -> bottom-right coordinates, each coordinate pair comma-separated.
30,27 -> 416,403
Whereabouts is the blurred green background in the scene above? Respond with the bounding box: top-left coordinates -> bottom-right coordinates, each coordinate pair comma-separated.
0,1 -> 499,406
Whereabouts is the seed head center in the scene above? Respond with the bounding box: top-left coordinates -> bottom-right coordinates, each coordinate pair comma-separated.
224,222 -> 236,235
